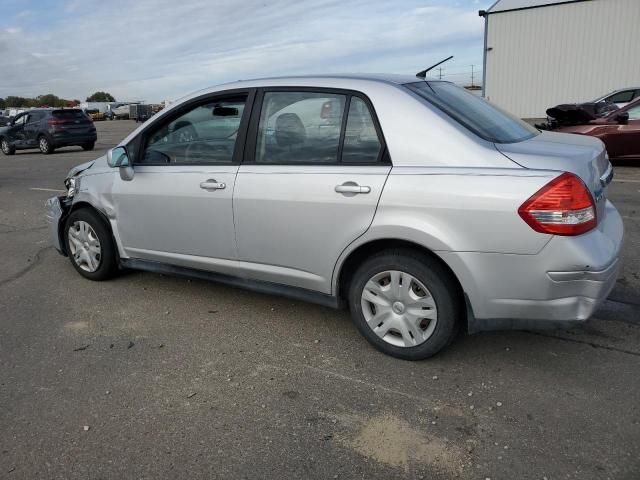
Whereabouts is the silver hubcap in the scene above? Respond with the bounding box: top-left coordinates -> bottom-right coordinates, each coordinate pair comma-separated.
68,221 -> 101,272
1,140 -> 8,153
39,138 -> 48,151
361,270 -> 438,348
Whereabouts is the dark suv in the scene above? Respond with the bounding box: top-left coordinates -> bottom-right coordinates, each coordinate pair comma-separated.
0,109 -> 97,155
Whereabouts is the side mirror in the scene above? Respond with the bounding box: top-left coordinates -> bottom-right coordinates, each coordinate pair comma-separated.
107,146 -> 134,181
615,112 -> 629,125
107,146 -> 130,167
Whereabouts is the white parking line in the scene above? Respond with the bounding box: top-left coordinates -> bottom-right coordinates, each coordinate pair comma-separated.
612,179 -> 640,184
29,187 -> 65,193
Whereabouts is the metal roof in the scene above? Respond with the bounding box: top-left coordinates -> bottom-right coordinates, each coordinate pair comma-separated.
219,73 -> 431,87
485,0 -> 588,14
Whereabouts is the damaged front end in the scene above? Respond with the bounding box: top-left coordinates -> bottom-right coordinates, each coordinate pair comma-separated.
535,101 -> 619,130
45,161 -> 94,256
45,195 -> 72,255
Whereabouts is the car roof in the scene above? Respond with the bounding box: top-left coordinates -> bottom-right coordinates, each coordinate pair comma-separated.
598,87 -> 640,98
217,73 -> 435,88
610,87 -> 640,93
178,73 -> 443,104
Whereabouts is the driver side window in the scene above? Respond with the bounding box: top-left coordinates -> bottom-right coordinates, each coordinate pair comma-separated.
140,96 -> 247,164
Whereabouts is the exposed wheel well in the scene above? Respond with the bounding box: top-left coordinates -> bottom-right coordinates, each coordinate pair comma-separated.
337,239 -> 466,322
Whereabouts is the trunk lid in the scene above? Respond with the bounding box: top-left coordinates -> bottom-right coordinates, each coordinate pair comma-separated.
51,109 -> 94,133
496,131 -> 612,221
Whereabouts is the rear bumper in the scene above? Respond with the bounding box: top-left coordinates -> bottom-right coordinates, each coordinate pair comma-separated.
439,200 -> 624,332
50,132 -> 96,146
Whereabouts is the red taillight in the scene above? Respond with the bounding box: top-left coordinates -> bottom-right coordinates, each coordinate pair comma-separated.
518,172 -> 596,236
48,119 -> 65,125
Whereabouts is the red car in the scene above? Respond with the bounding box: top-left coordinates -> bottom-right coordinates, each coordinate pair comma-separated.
555,98 -> 640,160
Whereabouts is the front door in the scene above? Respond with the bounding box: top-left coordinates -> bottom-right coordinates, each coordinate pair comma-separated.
7,113 -> 28,147
233,90 -> 391,293
610,104 -> 640,158
112,92 -> 252,274
23,112 -> 42,147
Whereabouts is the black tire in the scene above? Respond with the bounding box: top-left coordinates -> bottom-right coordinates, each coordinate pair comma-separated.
348,249 -> 462,360
1,137 -> 15,155
64,208 -> 118,281
38,135 -> 54,154
82,143 -> 95,151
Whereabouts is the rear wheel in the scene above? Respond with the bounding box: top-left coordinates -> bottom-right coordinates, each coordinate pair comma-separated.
38,135 -> 54,154
1,138 -> 15,155
82,143 -> 95,151
348,249 -> 461,360
64,208 -> 118,281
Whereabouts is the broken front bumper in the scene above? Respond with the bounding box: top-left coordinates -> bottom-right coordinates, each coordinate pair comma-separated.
45,196 -> 69,255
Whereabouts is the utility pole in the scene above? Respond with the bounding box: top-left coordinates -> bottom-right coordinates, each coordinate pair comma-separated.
471,65 -> 475,87
438,67 -> 443,80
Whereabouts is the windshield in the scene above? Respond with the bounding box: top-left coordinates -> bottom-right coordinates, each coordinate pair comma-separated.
405,81 -> 538,144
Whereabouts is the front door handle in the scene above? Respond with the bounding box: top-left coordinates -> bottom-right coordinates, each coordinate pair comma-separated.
335,182 -> 371,194
200,179 -> 226,190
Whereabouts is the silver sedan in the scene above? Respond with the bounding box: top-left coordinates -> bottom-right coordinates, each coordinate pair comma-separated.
46,74 -> 623,360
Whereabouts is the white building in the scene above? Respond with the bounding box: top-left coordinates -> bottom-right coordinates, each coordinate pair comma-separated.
480,0 -> 640,118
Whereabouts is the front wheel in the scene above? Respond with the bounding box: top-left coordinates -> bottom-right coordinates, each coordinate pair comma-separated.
348,249 -> 462,360
39,136 -> 54,154
1,138 -> 15,155
82,143 -> 95,151
64,208 -> 118,281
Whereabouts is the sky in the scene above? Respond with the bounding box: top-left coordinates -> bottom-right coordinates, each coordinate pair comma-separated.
0,0 -> 493,103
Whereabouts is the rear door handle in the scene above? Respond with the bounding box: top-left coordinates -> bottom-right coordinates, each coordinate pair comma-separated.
200,179 -> 226,190
335,183 -> 371,194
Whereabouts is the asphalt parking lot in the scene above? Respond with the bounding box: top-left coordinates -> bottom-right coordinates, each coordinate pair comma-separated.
1,120 -> 639,480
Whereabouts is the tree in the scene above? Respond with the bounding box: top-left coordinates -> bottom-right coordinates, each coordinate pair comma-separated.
0,97 -> 5,110
86,91 -> 115,102
5,96 -> 30,108
36,94 -> 66,107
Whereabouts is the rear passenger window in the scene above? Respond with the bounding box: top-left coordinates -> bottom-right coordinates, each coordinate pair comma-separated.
255,92 -> 346,164
254,91 -> 384,164
342,97 -> 382,163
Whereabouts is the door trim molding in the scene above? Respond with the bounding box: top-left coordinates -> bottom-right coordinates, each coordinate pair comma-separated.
120,258 -> 342,309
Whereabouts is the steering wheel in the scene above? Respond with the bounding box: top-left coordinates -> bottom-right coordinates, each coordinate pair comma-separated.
171,121 -> 198,144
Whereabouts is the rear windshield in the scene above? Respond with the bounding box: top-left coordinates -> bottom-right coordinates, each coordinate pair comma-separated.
405,81 -> 538,144
52,109 -> 86,119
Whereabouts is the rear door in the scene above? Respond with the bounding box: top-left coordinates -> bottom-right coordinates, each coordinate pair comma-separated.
233,89 -> 391,293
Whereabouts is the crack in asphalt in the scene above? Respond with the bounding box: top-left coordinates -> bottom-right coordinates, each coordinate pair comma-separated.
525,331 -> 640,357
607,296 -> 640,308
0,245 -> 52,288
0,223 -> 48,235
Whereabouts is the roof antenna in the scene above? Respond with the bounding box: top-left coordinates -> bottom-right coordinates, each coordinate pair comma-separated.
416,56 -> 454,79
